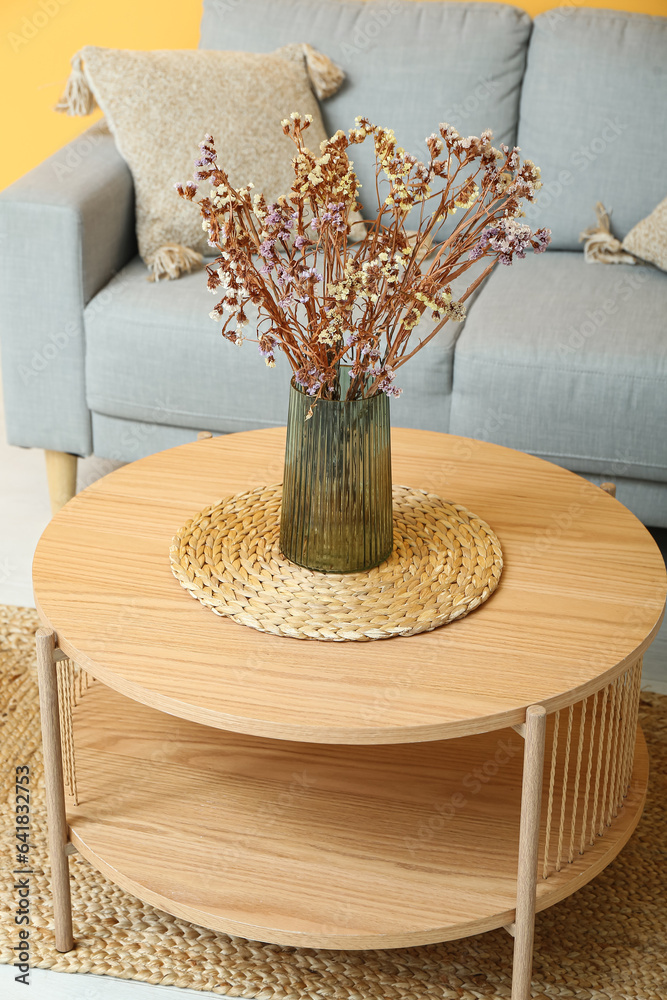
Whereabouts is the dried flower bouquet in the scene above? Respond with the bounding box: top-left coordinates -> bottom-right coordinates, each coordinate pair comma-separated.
178,115 -> 550,404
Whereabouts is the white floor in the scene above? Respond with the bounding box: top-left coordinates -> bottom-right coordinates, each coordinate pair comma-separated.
0,378 -> 665,999
0,966 -> 224,1000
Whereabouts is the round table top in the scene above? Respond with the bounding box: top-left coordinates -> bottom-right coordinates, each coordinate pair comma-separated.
33,428 -> 666,744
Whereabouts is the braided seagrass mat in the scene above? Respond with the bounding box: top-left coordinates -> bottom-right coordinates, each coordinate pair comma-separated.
169,484 -> 503,640
1,605 -> 666,999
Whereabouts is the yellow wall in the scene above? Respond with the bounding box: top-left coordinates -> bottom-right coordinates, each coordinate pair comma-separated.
0,0 -> 201,192
1,0 -> 665,192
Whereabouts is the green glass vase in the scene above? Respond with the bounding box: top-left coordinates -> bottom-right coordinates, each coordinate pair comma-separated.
280,373 -> 393,574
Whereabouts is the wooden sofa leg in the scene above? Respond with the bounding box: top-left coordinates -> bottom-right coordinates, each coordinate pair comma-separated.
44,451 -> 78,514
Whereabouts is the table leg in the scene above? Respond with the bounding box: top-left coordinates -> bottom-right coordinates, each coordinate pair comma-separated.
36,627 -> 74,953
511,704 -> 547,1000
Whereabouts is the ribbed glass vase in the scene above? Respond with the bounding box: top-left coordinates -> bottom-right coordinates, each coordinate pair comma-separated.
280,372 -> 393,574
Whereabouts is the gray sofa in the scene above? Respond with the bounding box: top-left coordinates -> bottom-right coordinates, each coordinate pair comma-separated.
2,0 -> 666,524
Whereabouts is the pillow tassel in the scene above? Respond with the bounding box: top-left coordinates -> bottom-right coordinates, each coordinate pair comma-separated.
301,43 -> 345,100
147,244 -> 204,282
579,202 -> 636,265
55,52 -> 98,116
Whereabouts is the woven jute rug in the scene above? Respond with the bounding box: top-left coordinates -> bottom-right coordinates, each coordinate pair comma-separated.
170,484 -> 503,640
1,604 -> 665,999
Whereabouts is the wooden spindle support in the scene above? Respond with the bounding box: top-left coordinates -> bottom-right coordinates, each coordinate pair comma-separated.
623,668 -> 634,798
36,628 -> 74,952
555,705 -> 574,871
621,659 -> 642,797
56,657 -> 78,804
542,710 -> 559,879
511,704 -> 547,1000
610,670 -> 630,820
590,685 -> 609,845
598,681 -> 617,836
579,690 -> 598,856
605,677 -> 623,827
568,699 -> 587,864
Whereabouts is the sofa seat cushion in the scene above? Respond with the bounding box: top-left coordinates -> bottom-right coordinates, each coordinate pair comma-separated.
519,8 -> 667,250
448,252 -> 667,483
84,257 -> 460,436
199,0 -> 532,230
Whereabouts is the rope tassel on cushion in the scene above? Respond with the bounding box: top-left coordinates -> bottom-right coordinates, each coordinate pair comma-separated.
301,43 -> 345,99
146,244 -> 204,282
579,202 -> 637,264
278,43 -> 345,100
54,52 -> 98,116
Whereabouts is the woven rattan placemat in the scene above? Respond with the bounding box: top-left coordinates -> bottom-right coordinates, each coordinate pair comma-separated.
1,605 -> 665,999
170,484 -> 503,640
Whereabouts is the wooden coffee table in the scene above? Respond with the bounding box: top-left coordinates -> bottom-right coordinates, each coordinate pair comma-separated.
33,428 -> 666,1000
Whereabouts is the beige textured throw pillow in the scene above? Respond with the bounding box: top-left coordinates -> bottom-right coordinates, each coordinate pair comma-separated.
56,46 -> 346,280
622,195 -> 667,272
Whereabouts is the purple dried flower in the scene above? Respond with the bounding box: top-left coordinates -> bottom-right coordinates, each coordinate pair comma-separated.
531,227 -> 551,253
258,336 -> 276,358
361,343 -> 381,364
300,267 -> 322,283
259,240 -> 276,259
374,364 -> 402,398
275,264 -> 293,288
294,364 -> 326,395
469,237 -> 488,261
471,218 -> 541,266
265,205 -> 283,226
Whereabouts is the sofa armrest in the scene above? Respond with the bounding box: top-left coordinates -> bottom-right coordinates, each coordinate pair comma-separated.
0,123 -> 136,455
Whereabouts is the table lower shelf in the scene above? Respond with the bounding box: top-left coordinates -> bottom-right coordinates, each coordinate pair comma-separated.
67,682 -> 648,950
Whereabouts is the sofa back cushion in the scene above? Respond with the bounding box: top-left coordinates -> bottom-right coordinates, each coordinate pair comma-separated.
200,0 -> 532,223
519,8 -> 667,250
